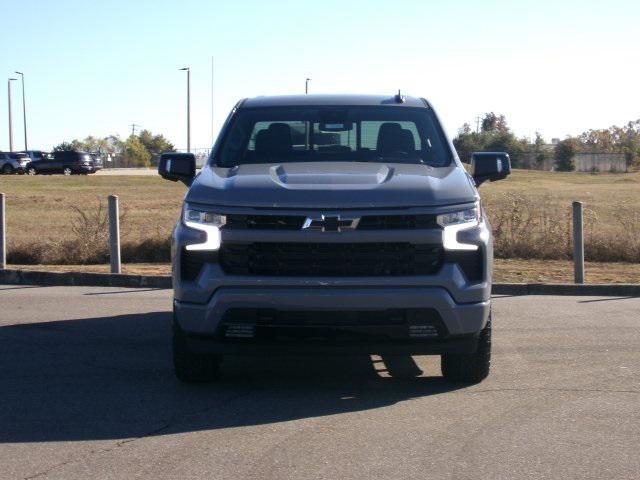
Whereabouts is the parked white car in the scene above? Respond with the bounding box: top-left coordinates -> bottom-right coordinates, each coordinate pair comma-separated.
0,152 -> 30,174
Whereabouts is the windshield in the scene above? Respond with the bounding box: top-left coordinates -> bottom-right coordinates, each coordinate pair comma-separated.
215,106 -> 451,168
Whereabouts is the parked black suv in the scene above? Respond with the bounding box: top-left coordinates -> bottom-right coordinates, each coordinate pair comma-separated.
21,150 -> 49,163
25,151 -> 101,175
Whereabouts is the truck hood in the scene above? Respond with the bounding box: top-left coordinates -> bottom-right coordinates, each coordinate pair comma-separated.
185,162 -> 478,209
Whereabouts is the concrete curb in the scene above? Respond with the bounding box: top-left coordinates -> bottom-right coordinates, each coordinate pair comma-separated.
492,282 -> 640,297
1,269 -> 639,296
0,269 -> 171,289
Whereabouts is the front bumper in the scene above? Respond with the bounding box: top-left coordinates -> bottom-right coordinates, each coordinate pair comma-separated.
174,286 -> 490,354
172,204 -> 493,354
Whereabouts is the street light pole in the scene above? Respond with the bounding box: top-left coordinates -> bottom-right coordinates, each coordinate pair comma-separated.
15,72 -> 27,151
180,67 -> 191,152
211,57 -> 215,141
7,78 -> 17,152
305,77 -> 311,94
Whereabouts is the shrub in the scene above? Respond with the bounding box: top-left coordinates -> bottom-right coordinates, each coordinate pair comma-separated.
487,193 -> 571,259
555,139 -> 577,171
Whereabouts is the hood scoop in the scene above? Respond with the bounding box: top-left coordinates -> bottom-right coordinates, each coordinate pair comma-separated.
270,162 -> 393,189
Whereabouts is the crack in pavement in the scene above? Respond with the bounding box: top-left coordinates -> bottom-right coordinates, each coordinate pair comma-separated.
22,386 -> 258,480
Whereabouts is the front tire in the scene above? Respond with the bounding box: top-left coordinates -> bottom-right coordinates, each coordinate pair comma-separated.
441,315 -> 491,384
27,166 -> 37,175
63,167 -> 72,176
173,323 -> 221,383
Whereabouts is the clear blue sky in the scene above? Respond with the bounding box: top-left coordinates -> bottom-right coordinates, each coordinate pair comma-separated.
1,0 -> 638,151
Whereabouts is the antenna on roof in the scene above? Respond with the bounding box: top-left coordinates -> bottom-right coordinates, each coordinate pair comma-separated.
395,89 -> 405,104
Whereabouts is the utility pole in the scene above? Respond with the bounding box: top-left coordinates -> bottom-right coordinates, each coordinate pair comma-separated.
15,72 -> 27,151
475,116 -> 482,133
180,67 -> 191,152
7,78 -> 17,152
130,123 -> 140,136
305,77 -> 311,94
215,56 -> 218,141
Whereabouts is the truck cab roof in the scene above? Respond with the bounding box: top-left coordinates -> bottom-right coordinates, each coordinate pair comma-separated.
240,94 -> 429,109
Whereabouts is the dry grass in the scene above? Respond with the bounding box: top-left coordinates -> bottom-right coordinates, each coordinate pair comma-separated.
0,175 -> 182,264
493,259 -> 640,284
8,263 -> 173,276
482,170 -> 640,262
1,169 -> 639,267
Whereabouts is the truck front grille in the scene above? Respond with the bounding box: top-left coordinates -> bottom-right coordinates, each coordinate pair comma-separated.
219,242 -> 444,276
224,214 -> 438,230
225,215 -> 305,230
356,214 -> 438,229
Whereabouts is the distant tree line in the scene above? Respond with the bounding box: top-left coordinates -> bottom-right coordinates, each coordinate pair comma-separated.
53,130 -> 175,167
454,114 -> 640,172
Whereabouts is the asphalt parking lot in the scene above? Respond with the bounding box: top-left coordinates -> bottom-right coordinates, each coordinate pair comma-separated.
1,285 -> 638,480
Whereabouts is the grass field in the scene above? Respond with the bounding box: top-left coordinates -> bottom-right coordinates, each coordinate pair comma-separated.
0,175 -> 183,263
480,170 -> 640,262
0,169 -> 639,282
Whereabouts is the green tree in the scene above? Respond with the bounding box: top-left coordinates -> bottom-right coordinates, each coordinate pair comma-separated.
555,138 -> 578,171
138,130 -> 175,164
53,130 -> 175,167
573,119 -> 640,170
453,113 -> 528,167
104,135 -> 124,156
453,128 -> 484,163
481,112 -> 509,134
532,132 -> 550,169
53,141 -> 75,152
121,135 -> 152,167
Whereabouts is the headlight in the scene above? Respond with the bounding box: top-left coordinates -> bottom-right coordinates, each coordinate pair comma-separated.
437,203 -> 481,251
183,208 -> 226,251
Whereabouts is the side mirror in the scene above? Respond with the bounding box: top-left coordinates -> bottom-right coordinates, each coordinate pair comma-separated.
158,152 -> 196,186
471,152 -> 511,186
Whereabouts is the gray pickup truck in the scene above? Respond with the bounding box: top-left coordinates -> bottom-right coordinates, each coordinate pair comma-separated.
158,94 -> 510,383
